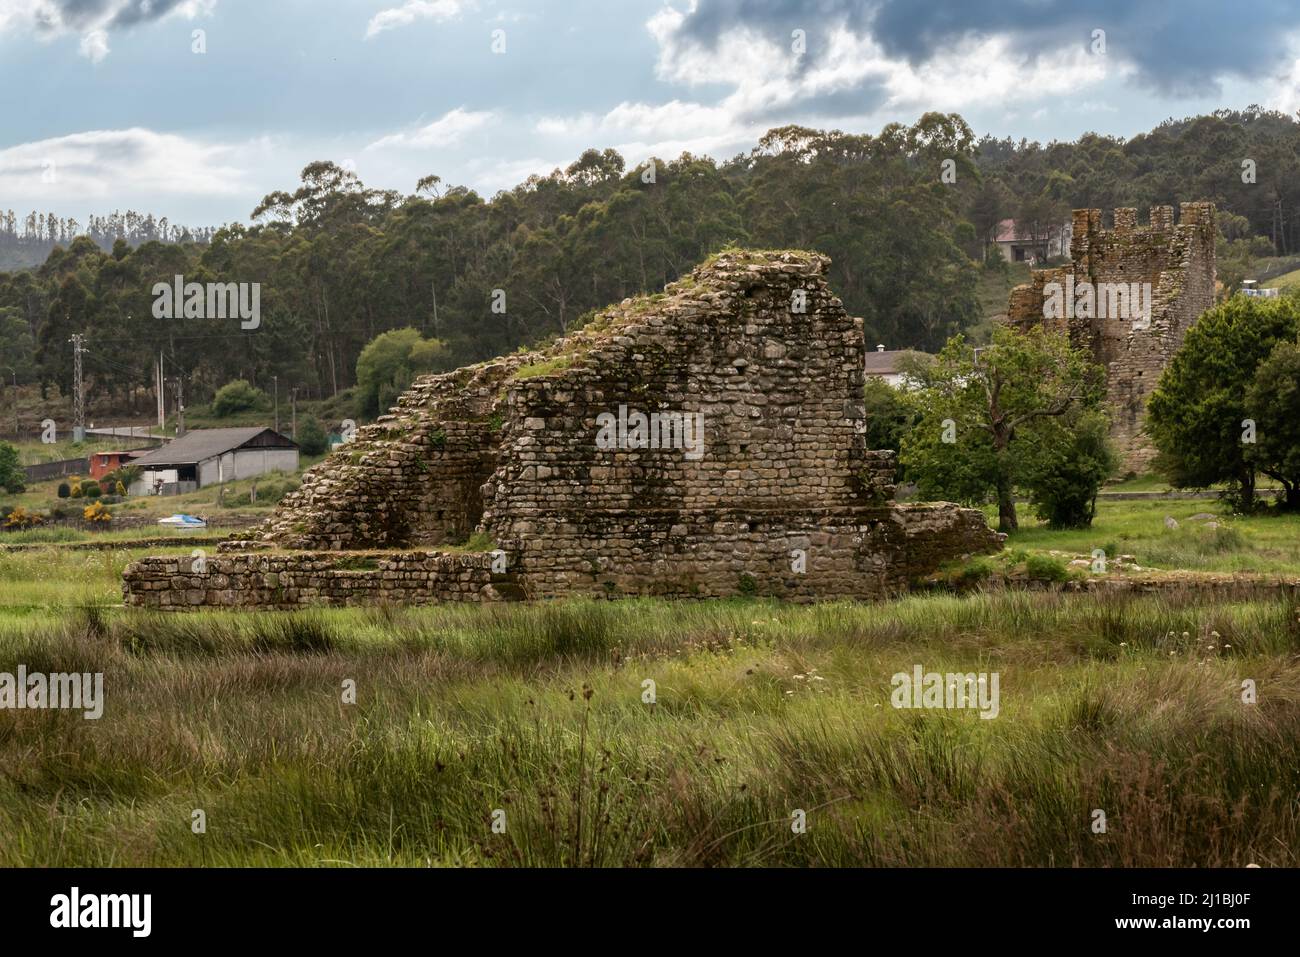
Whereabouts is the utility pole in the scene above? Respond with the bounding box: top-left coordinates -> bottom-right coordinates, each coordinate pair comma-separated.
170,377 -> 185,437
273,375 -> 279,433
69,333 -> 85,442
290,387 -> 298,440
156,351 -> 165,431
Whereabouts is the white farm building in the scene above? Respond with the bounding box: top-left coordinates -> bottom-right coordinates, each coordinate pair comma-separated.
128,427 -> 299,496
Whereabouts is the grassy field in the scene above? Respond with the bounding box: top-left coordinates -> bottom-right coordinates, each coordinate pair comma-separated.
976,260 -> 1032,321
1,465 -> 320,524
9,436 -> 131,466
988,496 -> 1300,574
1263,267 -> 1300,290
0,498 -> 1297,867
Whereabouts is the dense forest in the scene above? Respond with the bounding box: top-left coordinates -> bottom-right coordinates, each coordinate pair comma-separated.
0,211 -> 217,271
2,106 -> 1298,420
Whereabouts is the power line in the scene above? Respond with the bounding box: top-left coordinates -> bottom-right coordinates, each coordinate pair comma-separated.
84,351 -> 144,378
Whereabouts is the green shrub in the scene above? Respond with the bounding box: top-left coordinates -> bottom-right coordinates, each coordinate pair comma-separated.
952,555 -> 996,585
1023,410 -> 1116,529
57,482 -> 70,498
0,442 -> 23,494
81,482 -> 101,499
1025,554 -> 1070,582
211,379 -> 269,417
296,415 -> 328,456
862,376 -> 916,480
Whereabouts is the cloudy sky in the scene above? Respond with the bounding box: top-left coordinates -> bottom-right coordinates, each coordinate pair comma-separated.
2,0 -> 1299,227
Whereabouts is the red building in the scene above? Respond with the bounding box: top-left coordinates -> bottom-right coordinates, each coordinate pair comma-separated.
89,449 -> 150,481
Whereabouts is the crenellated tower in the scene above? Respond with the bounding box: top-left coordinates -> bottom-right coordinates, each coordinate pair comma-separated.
1007,202 -> 1216,473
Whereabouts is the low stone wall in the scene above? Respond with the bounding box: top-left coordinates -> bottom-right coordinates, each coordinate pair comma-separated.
1070,574 -> 1300,600
502,503 -> 999,602
1,535 -> 227,553
122,550 -> 515,610
124,502 -> 999,609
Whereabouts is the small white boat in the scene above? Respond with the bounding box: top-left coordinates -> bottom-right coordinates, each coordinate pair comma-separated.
158,514 -> 208,530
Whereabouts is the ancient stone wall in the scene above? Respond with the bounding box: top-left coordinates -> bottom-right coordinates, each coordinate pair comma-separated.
1006,203 -> 1216,473
257,358 -> 524,550
125,250 -> 1002,610
124,551 -> 515,610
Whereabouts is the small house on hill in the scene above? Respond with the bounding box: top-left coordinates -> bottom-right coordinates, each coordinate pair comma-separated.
864,345 -> 929,389
992,219 -> 1071,263
128,427 -> 298,496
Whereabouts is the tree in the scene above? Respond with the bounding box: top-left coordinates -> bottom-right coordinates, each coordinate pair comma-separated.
355,327 -> 451,415
862,376 -> 918,482
211,379 -> 269,418
1244,339 -> 1300,509
1020,409 -> 1117,528
296,414 -> 328,456
0,307 -> 36,382
1148,295 -> 1300,511
0,442 -> 24,493
900,325 -> 1106,532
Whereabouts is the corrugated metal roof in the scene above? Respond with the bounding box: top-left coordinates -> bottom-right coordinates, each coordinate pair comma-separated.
864,350 -> 906,374
130,427 -> 296,467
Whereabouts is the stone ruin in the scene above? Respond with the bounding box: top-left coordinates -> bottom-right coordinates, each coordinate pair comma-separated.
123,250 -> 1002,610
1006,203 -> 1216,473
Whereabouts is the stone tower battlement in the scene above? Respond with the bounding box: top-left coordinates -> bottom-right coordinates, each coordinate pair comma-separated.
1006,202 -> 1216,473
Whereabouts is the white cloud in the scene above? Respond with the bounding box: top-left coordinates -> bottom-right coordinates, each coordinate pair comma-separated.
0,0 -> 216,62
636,5 -> 1114,143
365,0 -> 465,39
1269,57 -> 1300,115
0,127 -> 250,202
533,113 -> 598,137
464,155 -> 564,194
78,29 -> 109,64
366,107 -> 495,150
533,99 -> 759,168
518,7 -> 1126,172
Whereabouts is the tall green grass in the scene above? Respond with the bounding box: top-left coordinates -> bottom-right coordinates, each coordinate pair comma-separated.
998,498 -> 1300,573
0,593 -> 1295,866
